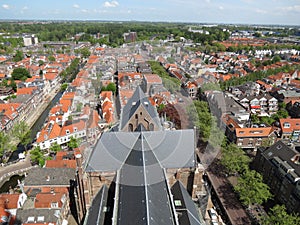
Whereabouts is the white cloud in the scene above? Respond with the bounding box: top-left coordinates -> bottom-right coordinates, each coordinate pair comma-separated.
281,5 -> 300,13
2,4 -> 10,10
219,6 -> 224,10
103,1 -> 119,8
73,4 -> 80,8
256,9 -> 267,14
81,9 -> 88,13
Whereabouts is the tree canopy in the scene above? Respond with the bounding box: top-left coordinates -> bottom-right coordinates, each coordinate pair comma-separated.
11,121 -> 31,150
234,169 -> 272,208
262,205 -> 300,225
220,143 -> 251,175
11,68 -> 31,81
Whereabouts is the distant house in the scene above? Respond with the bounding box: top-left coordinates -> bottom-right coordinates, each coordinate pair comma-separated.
286,101 -> 300,118
279,118 -> 300,142
141,74 -> 163,96
223,114 -> 278,150
237,93 -> 278,115
234,126 -> 277,149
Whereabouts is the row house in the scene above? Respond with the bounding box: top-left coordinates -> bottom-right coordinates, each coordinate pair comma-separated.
238,93 -> 278,115
15,167 -> 76,225
286,101 -> 300,118
271,90 -> 300,104
0,103 -> 22,132
267,72 -> 295,86
229,82 -> 260,97
235,126 -> 277,149
0,193 -> 27,224
279,118 -> 300,142
141,74 -> 163,96
36,119 -> 86,150
118,72 -> 143,89
184,81 -> 198,98
12,88 -> 43,122
253,141 -> 300,214
256,80 -> 273,92
98,91 -> 115,129
43,71 -> 60,89
222,114 -> 278,150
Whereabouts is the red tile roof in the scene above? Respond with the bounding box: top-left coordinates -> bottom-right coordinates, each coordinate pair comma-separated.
60,120 -> 86,136
44,72 -> 58,81
0,194 -> 20,209
143,74 -> 162,84
34,192 -> 65,208
235,127 -> 275,138
280,118 -> 300,134
16,87 -> 37,95
45,159 -> 76,169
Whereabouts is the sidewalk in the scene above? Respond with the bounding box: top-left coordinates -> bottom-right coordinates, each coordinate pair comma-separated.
207,159 -> 252,225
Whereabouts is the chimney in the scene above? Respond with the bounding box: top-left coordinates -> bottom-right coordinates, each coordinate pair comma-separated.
291,154 -> 300,165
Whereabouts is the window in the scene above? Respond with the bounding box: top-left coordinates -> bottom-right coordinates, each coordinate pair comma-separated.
37,216 -> 44,222
128,123 -> 133,132
149,123 -> 154,131
51,202 -> 59,208
283,122 -> 290,128
66,130 -> 70,135
27,217 -> 34,222
174,200 -> 182,206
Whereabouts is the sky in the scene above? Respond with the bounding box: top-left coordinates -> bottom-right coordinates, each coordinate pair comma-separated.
0,0 -> 299,25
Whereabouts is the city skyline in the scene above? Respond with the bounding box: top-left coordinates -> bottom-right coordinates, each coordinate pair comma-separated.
0,0 -> 299,26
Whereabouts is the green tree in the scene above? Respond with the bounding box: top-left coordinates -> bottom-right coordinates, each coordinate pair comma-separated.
272,55 -> 281,64
187,100 -> 212,142
262,205 -> 300,225
11,121 -> 31,150
38,60 -> 44,66
13,50 -> 24,62
60,83 -> 68,92
11,68 -> 31,81
105,82 -> 117,94
76,103 -> 83,112
49,143 -> 62,153
80,47 -> 91,58
234,170 -> 272,208
30,146 -> 45,166
48,55 -> 55,62
68,136 -> 80,150
220,143 -> 251,175
0,131 -> 14,159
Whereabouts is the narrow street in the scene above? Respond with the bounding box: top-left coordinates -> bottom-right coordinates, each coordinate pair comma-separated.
206,158 -> 252,225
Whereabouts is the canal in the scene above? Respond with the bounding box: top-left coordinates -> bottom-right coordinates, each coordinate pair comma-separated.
8,91 -> 63,162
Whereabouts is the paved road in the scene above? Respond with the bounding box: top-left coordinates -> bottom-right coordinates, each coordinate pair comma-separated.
207,160 -> 252,225
0,152 -> 32,186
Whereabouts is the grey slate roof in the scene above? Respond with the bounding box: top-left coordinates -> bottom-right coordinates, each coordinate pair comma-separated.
119,86 -> 162,131
85,129 -> 195,172
116,134 -> 176,225
260,141 -> 300,177
15,208 -> 60,224
171,181 -> 204,225
83,185 -> 108,225
24,167 -> 75,186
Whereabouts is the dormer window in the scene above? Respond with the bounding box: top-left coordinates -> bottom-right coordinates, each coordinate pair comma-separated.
283,122 -> 290,128
66,130 -> 70,135
51,202 -> 59,208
